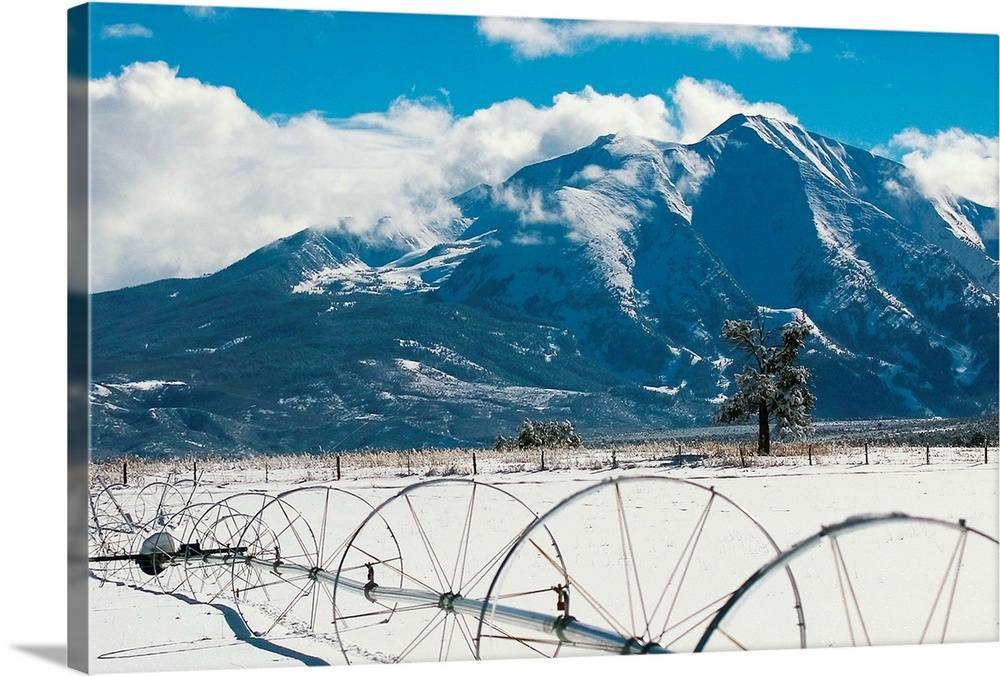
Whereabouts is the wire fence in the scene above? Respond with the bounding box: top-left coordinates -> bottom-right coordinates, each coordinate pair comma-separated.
89,440 -> 997,490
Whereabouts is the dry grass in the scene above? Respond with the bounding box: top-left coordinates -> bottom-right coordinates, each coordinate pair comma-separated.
89,441 -> 995,489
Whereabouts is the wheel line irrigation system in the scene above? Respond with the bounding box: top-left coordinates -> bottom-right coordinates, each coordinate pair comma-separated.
88,474 -> 999,664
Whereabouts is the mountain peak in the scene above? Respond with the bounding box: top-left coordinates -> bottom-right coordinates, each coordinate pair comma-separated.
706,112 -> 753,137
705,113 -> 808,142
595,132 -> 668,158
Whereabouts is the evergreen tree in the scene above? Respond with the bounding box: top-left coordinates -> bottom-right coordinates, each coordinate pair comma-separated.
716,315 -> 816,454
494,419 -> 582,451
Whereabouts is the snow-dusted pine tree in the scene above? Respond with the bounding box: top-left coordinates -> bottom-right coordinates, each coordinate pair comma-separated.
716,315 -> 816,455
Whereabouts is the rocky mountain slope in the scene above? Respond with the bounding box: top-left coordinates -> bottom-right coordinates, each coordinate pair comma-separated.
90,114 -> 998,458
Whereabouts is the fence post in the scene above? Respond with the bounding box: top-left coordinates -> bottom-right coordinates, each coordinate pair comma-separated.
123,460 -> 128,486
472,452 -> 477,475
808,444 -> 812,466
193,459 -> 197,484
986,441 -> 990,465
265,462 -> 269,484
611,447 -> 618,470
541,449 -> 546,471
336,454 -> 341,481
926,445 -> 930,465
864,443 -> 868,465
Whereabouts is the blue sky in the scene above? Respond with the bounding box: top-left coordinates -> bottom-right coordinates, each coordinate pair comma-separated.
79,1 -> 999,291
88,3 -> 997,150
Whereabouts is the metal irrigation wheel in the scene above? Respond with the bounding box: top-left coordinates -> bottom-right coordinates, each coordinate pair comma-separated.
475,475 -> 800,659
131,480 -> 189,530
127,501 -> 216,594
170,477 -> 216,513
177,495 -> 271,604
695,513 -> 1000,651
89,482 -> 145,581
332,478 -> 553,664
230,485 -> 392,652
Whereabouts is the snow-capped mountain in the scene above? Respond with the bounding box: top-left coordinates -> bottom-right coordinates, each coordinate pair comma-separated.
90,114 -> 999,458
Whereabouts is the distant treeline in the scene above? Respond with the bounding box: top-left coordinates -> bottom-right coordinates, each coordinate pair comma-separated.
856,415 -> 998,448
589,414 -> 999,450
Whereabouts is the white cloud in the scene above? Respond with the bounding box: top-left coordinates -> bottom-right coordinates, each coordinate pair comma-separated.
654,23 -> 806,60
478,16 -> 805,60
89,63 -> 459,291
440,86 -> 680,185
185,6 -> 236,20
887,128 -> 999,208
184,7 -> 218,19
478,17 -> 570,58
669,76 -> 799,142
101,23 -> 153,39
89,64 -> 796,291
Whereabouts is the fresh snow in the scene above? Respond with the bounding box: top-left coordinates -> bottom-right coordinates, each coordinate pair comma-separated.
292,235 -> 492,296
644,384 -> 681,395
99,380 -> 188,392
741,116 -> 854,191
292,259 -> 372,294
86,452 -> 998,674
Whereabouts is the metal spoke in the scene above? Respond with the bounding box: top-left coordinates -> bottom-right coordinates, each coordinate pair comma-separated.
406,494 -> 450,592
920,528 -> 969,644
652,491 -> 715,640
456,528 -> 526,595
613,483 -> 644,637
938,531 -> 969,643
453,611 -> 479,657
478,616 -> 560,658
452,483 -> 478,592
830,535 -> 870,646
317,489 -> 331,569
658,590 -> 733,648
271,500 -> 317,568
394,611 -> 448,662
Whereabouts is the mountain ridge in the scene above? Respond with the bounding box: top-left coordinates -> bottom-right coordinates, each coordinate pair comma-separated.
89,113 -> 999,458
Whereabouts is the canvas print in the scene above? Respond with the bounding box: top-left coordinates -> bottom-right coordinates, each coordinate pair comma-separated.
69,2 -> 999,673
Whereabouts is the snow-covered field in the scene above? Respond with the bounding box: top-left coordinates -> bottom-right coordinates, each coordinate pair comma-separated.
84,448 -> 999,675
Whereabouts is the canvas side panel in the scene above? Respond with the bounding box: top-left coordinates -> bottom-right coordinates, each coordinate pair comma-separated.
67,3 -> 90,673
